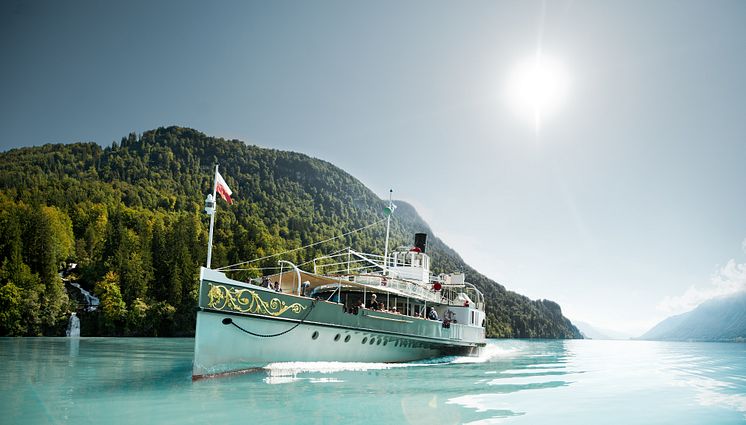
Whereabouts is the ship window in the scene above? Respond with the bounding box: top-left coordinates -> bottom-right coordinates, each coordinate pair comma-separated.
369,338 -> 376,345
312,331 -> 319,340
377,339 -> 382,346
334,334 -> 341,341
383,340 -> 387,346
361,337 -> 368,344
345,335 -> 351,342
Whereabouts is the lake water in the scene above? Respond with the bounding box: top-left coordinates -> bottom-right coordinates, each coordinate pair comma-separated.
1,338 -> 745,424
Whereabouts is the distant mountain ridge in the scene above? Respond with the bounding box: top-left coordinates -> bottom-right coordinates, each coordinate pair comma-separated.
0,126 -> 582,338
640,291 -> 746,342
575,321 -> 632,340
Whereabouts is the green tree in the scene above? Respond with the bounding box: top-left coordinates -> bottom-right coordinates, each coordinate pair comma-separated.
94,271 -> 127,335
0,283 -> 24,335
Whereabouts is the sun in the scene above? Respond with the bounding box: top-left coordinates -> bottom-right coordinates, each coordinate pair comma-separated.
506,53 -> 569,133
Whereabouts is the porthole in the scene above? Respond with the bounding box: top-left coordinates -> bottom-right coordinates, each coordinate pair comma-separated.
311,331 -> 319,340
369,338 -> 375,345
394,341 -> 399,347
377,340 -> 382,346
362,337 -> 368,344
334,334 -> 341,342
344,335 -> 351,343
383,341 -> 387,346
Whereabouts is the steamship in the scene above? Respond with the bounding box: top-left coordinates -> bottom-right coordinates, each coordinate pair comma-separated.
193,199 -> 487,378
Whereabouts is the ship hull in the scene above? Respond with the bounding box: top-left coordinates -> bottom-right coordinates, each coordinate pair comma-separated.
193,310 -> 482,378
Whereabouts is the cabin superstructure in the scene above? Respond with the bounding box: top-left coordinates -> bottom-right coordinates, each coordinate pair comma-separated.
262,233 -> 485,325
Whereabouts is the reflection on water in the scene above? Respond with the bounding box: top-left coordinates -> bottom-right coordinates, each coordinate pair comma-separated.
448,340 -> 746,425
0,338 -> 745,424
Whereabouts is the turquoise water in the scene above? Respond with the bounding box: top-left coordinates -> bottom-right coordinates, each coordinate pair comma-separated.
1,338 -> 745,424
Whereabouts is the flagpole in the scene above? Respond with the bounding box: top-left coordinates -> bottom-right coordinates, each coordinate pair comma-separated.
383,189 -> 393,276
206,164 -> 218,269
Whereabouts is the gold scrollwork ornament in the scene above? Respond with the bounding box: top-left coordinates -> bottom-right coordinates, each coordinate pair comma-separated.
207,284 -> 307,317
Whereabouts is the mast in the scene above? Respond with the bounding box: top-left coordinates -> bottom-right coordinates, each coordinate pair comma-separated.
205,164 -> 219,268
383,189 -> 393,276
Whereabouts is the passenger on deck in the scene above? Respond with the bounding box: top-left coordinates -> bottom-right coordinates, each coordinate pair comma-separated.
427,307 -> 439,321
443,309 -> 453,320
273,281 -> 281,292
369,294 -> 381,311
262,276 -> 271,288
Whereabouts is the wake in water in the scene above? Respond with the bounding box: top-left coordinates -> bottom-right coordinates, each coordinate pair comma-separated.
261,343 -> 520,384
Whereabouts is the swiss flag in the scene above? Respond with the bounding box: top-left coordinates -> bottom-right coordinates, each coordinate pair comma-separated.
215,171 -> 233,205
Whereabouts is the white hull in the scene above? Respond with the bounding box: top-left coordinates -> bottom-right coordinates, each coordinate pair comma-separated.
193,310 -> 481,378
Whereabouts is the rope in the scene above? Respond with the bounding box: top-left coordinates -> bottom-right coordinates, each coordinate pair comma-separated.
221,300 -> 317,338
295,246 -> 350,268
217,218 -> 386,271
218,265 -> 286,272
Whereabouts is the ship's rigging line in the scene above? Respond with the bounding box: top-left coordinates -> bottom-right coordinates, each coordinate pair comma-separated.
216,217 -> 387,271
223,251 -> 378,273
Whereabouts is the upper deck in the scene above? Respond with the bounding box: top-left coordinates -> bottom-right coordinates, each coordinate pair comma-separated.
228,247 -> 486,312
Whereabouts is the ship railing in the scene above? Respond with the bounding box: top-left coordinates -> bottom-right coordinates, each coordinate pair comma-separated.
337,273 -> 442,303
313,259 -> 380,276
303,248 -> 482,307
448,323 -> 464,340
311,249 -> 385,275
463,282 -> 486,311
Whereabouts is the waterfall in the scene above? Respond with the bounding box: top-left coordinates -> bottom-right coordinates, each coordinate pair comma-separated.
61,264 -> 99,312
66,313 -> 80,337
70,282 -> 99,311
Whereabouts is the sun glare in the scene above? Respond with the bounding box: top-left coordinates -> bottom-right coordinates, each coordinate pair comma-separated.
506,53 -> 569,133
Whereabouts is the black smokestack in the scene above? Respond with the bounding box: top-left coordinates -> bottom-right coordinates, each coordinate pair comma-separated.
414,233 -> 427,253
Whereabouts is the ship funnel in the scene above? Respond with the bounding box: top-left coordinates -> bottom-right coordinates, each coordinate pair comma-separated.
414,233 -> 427,253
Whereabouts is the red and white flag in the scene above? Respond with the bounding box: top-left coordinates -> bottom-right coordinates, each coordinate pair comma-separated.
215,170 -> 233,205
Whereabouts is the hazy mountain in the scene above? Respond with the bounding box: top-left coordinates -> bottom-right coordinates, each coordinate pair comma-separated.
575,321 -> 632,340
640,291 -> 746,342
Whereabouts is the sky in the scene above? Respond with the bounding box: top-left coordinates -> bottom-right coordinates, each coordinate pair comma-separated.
2,0 -> 746,336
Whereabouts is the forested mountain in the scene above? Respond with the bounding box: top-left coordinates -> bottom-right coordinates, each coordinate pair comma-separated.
0,126 -> 581,339
639,291 -> 746,342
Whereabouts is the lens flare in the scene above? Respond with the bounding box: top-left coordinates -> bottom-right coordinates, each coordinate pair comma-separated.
506,53 -> 570,133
